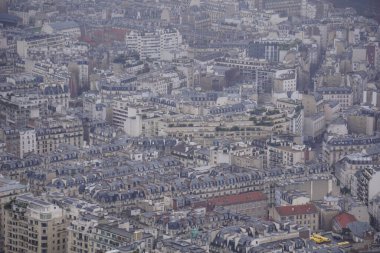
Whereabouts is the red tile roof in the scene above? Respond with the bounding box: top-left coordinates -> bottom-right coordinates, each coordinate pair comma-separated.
275,203 -> 318,216
208,191 -> 267,207
333,212 -> 357,229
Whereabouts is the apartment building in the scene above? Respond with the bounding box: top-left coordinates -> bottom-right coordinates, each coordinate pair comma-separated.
347,114 -> 376,136
303,112 -> 326,140
273,69 -> 297,93
302,92 -> 324,117
16,34 -> 66,58
35,116 -> 84,154
41,83 -> 70,113
262,0 -> 304,16
67,215 -> 99,253
215,58 -> 274,94
206,191 -> 268,219
1,128 -> 36,158
111,98 -> 132,128
335,153 -> 372,195
247,40 -> 287,62
272,203 -> 319,231
323,135 -> 380,166
83,96 -> 108,121
316,86 -> 353,110
0,178 -> 28,250
4,194 -> 67,253
19,128 -> 36,158
1,128 -> 20,157
125,28 -> 182,60
279,190 -> 310,206
101,75 -> 137,95
0,94 -> 48,128
140,75 -> 173,95
267,142 -> 311,168
124,108 -> 161,137
355,166 -> 380,206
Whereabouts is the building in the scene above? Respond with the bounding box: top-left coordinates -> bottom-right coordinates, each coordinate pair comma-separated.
35,116 -> 84,154
279,190 -> 310,206
271,203 -> 319,231
355,166 -> 380,206
0,94 -> 48,128
125,28 -> 182,60
303,113 -> 326,140
123,106 -> 161,137
41,21 -> 81,38
273,69 -> 297,93
314,199 -> 341,231
4,194 -> 67,253
369,194 -> 380,231
332,212 -> 357,234
0,178 -> 28,250
140,75 -> 173,95
267,142 -> 311,168
215,58 -> 274,94
210,222 -> 306,252
19,128 -> 36,158
335,153 -> 372,194
0,128 -> 36,158
247,40 -> 288,62
16,34 -> 66,58
302,92 -> 324,117
1,128 -> 21,157
347,114 -> 376,136
206,191 -> 268,219
41,83 -> 70,113
323,135 -> 380,166
316,86 -> 353,109
67,214 -> 100,253
262,0 -> 303,16
89,223 -> 153,253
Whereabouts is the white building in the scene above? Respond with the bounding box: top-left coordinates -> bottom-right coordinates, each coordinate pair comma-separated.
274,69 -> 297,93
126,28 -> 182,60
19,128 -> 36,159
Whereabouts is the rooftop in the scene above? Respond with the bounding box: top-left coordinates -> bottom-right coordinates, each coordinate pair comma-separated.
333,212 -> 357,229
275,203 -> 318,216
208,191 -> 267,207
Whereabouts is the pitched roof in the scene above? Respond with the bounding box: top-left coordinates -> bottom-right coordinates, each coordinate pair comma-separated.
333,212 -> 357,229
275,203 -> 318,216
208,191 -> 267,207
347,221 -> 374,238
